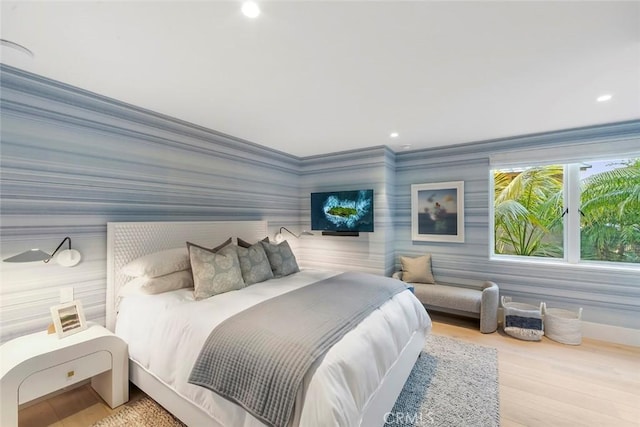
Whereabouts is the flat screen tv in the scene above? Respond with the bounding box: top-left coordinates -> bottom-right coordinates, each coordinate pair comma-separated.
311,189 -> 374,232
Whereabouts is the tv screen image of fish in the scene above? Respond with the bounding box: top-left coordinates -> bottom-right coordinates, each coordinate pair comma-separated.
310,189 -> 374,232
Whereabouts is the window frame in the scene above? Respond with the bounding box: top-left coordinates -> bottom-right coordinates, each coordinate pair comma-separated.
489,158 -> 638,269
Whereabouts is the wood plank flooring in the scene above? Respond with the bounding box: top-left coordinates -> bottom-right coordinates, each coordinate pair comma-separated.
18,313 -> 640,426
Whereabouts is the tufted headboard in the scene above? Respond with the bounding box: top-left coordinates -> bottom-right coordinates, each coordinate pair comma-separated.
106,221 -> 268,331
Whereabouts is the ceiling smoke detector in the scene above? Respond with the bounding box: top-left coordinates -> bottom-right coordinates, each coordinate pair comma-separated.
0,39 -> 34,58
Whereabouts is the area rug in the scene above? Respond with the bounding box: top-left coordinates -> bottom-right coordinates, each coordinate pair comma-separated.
92,334 -> 499,427
90,397 -> 186,427
385,334 -> 500,427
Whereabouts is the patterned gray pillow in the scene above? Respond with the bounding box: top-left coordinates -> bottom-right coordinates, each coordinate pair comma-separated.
235,243 -> 274,285
260,240 -> 300,278
188,243 -> 245,300
237,236 -> 269,248
212,237 -> 233,252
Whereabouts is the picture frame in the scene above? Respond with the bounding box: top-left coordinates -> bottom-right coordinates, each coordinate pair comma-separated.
411,181 -> 465,243
50,300 -> 87,338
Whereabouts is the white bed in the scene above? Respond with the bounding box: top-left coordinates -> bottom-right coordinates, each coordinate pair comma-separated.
106,221 -> 431,427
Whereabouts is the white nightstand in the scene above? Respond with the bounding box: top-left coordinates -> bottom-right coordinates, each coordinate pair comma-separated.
0,323 -> 129,427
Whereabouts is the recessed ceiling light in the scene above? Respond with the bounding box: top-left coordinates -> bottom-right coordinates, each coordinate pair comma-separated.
242,1 -> 260,18
390,132 -> 399,138
401,144 -> 412,151
597,94 -> 613,102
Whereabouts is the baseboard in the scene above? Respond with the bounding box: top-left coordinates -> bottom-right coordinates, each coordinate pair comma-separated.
580,321 -> 640,347
497,308 -> 639,347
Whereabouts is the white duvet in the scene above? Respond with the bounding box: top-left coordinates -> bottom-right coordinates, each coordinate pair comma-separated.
116,269 -> 431,427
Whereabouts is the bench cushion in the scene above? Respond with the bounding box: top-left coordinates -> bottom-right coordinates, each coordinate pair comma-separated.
413,283 -> 482,314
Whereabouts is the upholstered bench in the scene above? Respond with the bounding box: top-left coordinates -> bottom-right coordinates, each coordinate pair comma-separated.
393,255 -> 499,334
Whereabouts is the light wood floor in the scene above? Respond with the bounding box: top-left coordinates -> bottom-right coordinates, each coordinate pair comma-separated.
18,313 -> 640,427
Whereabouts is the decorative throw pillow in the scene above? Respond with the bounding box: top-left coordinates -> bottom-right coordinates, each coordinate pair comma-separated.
211,237 -> 233,252
400,254 -> 436,284
237,236 -> 269,248
122,247 -> 190,278
235,243 -> 274,285
186,238 -> 233,254
260,240 -> 300,278
118,270 -> 193,297
188,243 -> 245,300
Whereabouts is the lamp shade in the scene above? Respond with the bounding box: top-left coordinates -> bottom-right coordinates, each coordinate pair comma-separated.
56,249 -> 82,267
3,248 -> 52,263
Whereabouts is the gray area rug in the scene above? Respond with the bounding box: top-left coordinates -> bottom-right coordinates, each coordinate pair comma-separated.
386,334 -> 500,427
92,334 -> 499,427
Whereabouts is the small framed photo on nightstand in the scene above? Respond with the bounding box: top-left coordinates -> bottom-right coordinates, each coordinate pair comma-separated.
50,300 -> 87,338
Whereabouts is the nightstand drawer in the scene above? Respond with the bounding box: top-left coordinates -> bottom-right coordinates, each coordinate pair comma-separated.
18,350 -> 111,404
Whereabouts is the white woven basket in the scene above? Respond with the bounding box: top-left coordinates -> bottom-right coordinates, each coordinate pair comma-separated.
543,304 -> 583,345
501,296 -> 544,341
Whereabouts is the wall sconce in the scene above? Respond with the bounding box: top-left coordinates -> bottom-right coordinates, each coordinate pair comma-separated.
3,237 -> 82,267
274,227 -> 314,243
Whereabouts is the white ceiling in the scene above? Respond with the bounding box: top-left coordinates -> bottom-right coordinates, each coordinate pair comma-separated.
1,1 -> 639,157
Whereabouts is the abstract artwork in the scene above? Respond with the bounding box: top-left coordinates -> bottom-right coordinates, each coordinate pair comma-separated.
411,181 -> 464,242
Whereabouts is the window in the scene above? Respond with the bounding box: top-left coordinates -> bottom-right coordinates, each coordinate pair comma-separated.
579,159 -> 640,263
491,158 -> 640,265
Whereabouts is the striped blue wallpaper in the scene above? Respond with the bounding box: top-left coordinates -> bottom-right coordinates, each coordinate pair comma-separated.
1,65 -> 638,343
0,65 -> 301,342
296,146 -> 396,275
394,122 -> 640,331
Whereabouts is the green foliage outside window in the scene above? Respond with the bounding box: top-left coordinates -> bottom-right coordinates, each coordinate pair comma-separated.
580,159 -> 640,263
494,165 -> 564,258
493,159 -> 640,264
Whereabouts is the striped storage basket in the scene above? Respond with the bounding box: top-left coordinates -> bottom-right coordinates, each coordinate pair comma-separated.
543,304 -> 583,345
501,296 -> 544,341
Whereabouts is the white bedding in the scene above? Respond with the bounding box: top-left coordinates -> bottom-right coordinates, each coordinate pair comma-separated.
116,269 -> 431,427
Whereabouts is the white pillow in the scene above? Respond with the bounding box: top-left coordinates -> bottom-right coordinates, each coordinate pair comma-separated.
121,247 -> 190,278
118,270 -> 193,296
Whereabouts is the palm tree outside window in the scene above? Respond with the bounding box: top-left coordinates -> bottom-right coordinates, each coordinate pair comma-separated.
492,158 -> 640,265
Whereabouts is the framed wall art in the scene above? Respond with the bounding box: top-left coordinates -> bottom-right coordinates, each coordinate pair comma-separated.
411,181 -> 464,243
50,300 -> 87,338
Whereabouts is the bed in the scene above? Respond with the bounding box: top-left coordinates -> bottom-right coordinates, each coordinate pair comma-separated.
106,221 -> 431,427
